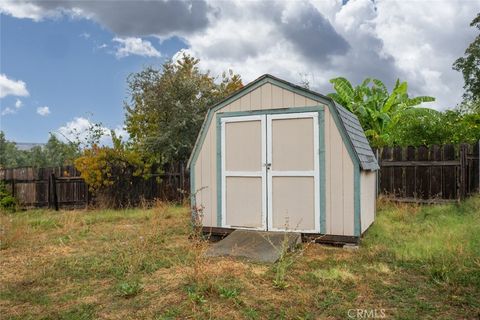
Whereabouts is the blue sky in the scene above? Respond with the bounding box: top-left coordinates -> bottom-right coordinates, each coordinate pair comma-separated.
1,13 -> 186,142
0,1 -> 478,144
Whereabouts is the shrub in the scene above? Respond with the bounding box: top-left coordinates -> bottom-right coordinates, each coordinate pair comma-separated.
74,133 -> 153,208
0,181 -> 16,212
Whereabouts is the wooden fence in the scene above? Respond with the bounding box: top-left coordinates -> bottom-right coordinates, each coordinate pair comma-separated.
376,143 -> 479,202
0,163 -> 189,209
2,143 -> 479,208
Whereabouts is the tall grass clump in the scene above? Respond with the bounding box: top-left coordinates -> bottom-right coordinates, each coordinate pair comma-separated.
184,198 -> 213,310
363,196 -> 480,286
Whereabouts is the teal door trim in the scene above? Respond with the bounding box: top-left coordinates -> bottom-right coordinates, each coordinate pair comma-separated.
216,106 -> 325,232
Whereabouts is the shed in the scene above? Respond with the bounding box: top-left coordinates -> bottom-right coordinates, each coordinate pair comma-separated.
188,74 -> 379,242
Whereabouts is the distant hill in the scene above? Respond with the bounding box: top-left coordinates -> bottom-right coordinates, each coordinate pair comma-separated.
14,142 -> 46,151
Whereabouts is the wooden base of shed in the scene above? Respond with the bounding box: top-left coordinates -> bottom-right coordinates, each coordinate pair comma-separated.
201,227 -> 359,246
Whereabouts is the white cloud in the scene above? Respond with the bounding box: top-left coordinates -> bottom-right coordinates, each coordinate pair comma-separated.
36,106 -> 50,116
0,74 -> 29,98
0,0 -> 55,21
113,37 -> 161,58
0,0 -> 211,36
371,0 -> 478,108
80,32 -> 90,39
1,107 -> 16,116
112,126 -> 129,140
0,99 -> 24,116
15,99 -> 22,109
2,0 -> 479,109
179,0 -> 479,110
57,117 -> 129,146
58,117 -> 94,142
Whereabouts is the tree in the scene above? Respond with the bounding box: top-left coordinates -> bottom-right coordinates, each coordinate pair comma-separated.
0,132 -> 28,168
124,54 -> 243,166
43,134 -> 80,166
328,77 -> 435,146
386,108 -> 444,146
384,108 -> 480,146
453,13 -> 480,102
0,131 -> 80,168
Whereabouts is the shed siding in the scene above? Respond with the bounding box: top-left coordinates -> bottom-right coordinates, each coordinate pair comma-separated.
360,170 -> 376,233
194,82 -> 355,236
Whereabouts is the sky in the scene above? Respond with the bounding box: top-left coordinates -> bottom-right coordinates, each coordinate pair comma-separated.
0,0 -> 479,144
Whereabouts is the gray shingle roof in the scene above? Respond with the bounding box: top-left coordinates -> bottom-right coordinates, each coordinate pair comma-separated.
335,102 -> 379,171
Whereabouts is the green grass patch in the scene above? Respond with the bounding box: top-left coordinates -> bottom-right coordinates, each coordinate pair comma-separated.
363,197 -> 480,286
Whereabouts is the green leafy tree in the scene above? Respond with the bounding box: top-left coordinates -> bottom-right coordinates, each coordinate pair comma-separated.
28,146 -> 47,167
125,54 -> 243,166
386,108 -> 445,146
0,131 -> 80,168
453,13 -> 480,102
0,132 -> 29,168
328,77 -> 435,146
386,108 -> 480,146
441,110 -> 480,144
43,134 -> 80,166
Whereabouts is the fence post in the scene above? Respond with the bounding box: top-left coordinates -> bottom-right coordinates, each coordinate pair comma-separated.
50,173 -> 59,211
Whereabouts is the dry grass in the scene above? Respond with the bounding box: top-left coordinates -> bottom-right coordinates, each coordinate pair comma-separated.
1,197 -> 479,319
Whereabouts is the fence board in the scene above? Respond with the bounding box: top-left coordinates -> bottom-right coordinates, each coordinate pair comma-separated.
393,146 -> 403,197
442,144 -> 456,199
430,145 -> 442,198
467,143 -> 479,195
380,147 -> 392,194
416,146 -> 429,199
405,146 -> 416,198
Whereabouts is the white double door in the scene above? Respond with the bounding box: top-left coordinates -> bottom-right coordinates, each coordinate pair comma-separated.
221,112 -> 320,233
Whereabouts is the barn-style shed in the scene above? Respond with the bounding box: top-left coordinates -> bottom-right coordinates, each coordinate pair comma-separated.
188,74 -> 379,241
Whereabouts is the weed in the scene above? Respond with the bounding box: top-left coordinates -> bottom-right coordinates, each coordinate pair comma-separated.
155,307 -> 182,320
267,231 -> 300,289
57,234 -> 72,245
243,307 -> 259,320
29,217 -> 61,230
218,286 -> 239,299
185,189 -> 211,290
116,279 -> 143,298
187,290 -> 207,305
